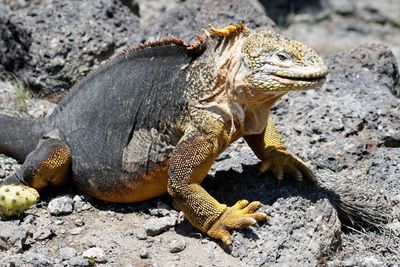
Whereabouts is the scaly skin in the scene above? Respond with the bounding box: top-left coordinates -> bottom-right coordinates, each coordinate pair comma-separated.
0,24 -> 327,245
167,24 -> 327,244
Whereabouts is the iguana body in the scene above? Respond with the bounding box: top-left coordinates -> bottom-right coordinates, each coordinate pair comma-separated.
0,24 -> 327,244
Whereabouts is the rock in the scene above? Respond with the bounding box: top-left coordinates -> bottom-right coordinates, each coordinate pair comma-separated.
139,247 -> 150,259
142,216 -> 177,236
0,221 -> 29,252
68,227 -> 83,235
48,195 -> 74,216
0,169 -> 6,178
149,201 -> 177,217
82,247 -> 107,263
68,255 -> 91,267
0,0 -> 9,18
135,229 -> 147,240
74,219 -> 84,227
326,0 -> 356,15
273,43 -> 399,176
4,0 -> 53,11
353,0 -> 400,27
32,227 -> 54,241
0,15 -> 30,73
259,0 -> 325,25
146,0 -> 277,44
2,0 -> 143,94
59,246 -> 77,260
131,0 -> 180,27
169,239 -> 186,253
206,153 -> 341,265
23,251 -> 54,266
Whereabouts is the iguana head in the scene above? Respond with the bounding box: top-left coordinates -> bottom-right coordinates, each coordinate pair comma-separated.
241,31 -> 328,92
195,24 -> 329,135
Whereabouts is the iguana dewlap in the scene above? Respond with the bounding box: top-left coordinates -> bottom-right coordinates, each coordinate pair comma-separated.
0,24 -> 327,245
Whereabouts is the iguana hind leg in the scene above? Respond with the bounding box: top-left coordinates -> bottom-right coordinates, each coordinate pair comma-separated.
0,136 -> 71,217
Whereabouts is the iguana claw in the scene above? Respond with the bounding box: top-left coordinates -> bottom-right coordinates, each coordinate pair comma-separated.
207,200 -> 268,245
258,149 -> 315,182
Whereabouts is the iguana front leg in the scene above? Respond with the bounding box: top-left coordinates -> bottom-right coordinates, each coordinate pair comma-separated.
245,116 -> 315,181
168,123 -> 267,245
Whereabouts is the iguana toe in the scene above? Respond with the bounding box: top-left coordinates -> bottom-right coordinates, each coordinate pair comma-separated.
0,185 -> 39,218
207,199 -> 268,245
259,149 -> 315,182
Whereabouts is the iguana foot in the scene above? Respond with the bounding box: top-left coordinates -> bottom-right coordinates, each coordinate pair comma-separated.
207,200 -> 268,245
0,184 -> 39,218
259,149 -> 315,181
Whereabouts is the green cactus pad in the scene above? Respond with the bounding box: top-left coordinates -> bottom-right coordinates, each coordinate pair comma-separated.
0,185 -> 39,218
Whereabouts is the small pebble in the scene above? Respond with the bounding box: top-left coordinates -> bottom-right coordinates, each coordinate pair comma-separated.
68,256 -> 90,267
48,196 -> 74,216
54,219 -> 64,225
68,227 -> 82,235
136,230 -> 147,240
59,246 -> 77,260
169,239 -> 186,253
142,216 -> 177,236
74,219 -> 84,226
139,247 -> 150,259
82,247 -> 107,263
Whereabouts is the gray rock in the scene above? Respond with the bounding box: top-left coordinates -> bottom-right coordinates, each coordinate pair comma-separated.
2,0 -> 143,94
68,255 -> 91,267
169,239 -> 186,253
48,195 -> 74,216
0,238 -> 8,250
131,0 -> 180,27
149,201 -> 177,217
0,14 -> 32,75
59,246 -> 77,260
326,0 -> 356,15
0,0 -> 9,18
0,221 -> 29,252
0,169 -> 6,178
146,0 -> 277,44
82,247 -> 107,263
23,251 -> 54,266
259,0 -> 325,25
353,0 -> 400,27
135,229 -> 147,240
74,219 -> 84,227
139,247 -> 150,259
3,0 -> 54,10
143,216 -> 177,236
32,227 -> 54,241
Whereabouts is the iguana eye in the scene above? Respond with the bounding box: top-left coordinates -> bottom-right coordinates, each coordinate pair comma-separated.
277,52 -> 289,61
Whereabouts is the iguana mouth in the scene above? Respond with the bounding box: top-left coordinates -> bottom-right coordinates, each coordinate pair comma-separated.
272,73 -> 326,86
273,70 -> 327,81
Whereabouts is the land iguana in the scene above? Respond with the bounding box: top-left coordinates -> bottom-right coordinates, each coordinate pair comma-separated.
0,23 -> 328,245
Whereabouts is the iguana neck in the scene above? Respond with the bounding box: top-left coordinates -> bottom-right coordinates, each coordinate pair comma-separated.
191,35 -> 285,137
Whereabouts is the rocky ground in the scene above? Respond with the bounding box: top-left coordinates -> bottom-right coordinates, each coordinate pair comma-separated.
0,0 -> 399,266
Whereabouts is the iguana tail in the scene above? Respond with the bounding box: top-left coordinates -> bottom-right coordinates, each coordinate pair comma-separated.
0,115 -> 48,162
